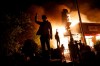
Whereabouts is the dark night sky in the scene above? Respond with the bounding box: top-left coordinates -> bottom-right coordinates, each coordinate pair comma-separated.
0,0 -> 100,13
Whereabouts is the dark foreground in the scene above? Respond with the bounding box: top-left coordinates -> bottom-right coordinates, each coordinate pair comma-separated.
0,53 -> 99,66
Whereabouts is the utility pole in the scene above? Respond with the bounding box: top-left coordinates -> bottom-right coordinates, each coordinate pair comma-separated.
74,0 -> 87,45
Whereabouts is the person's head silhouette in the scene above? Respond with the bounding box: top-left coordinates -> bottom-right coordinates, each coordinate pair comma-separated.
42,15 -> 47,21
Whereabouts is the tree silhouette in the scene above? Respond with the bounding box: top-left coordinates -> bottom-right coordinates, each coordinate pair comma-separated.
0,12 -> 40,57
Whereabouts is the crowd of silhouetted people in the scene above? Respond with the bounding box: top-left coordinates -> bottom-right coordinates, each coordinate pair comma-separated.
2,39 -> 100,66
68,40 -> 96,66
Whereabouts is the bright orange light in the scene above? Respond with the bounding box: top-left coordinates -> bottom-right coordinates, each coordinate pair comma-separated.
96,35 -> 100,40
52,24 -> 69,50
85,36 -> 94,48
69,11 -> 90,27
50,11 -> 94,60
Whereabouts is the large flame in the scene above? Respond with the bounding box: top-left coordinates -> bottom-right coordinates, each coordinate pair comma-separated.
51,12 -> 91,49
50,12 -> 95,62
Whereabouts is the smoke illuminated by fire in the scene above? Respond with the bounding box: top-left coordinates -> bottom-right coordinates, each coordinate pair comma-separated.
28,1 -> 100,50
69,11 -> 90,27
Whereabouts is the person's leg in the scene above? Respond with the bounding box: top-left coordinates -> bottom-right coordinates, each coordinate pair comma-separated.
46,38 -> 51,60
40,37 -> 45,54
57,40 -> 59,48
58,39 -> 60,47
46,38 -> 50,51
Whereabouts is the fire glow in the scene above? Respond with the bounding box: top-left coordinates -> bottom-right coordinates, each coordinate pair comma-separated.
51,12 -> 95,50
52,24 -> 69,49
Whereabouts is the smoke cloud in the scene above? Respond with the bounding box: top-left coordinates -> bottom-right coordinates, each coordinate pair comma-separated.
27,0 -> 100,24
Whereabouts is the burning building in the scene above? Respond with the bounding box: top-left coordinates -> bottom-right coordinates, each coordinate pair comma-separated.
71,23 -> 100,47
60,8 -> 100,62
61,8 -> 100,48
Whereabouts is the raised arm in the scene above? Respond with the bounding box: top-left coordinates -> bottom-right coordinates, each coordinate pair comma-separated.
34,13 -> 41,25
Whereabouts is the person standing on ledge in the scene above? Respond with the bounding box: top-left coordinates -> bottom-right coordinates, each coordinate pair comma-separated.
34,13 -> 52,58
55,29 -> 60,48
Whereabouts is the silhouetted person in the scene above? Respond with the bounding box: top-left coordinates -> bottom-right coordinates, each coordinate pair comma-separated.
74,40 -> 80,62
68,41 -> 76,62
61,44 -> 65,56
60,44 -> 65,61
80,45 -> 96,65
34,13 -> 52,59
22,39 -> 34,61
55,29 -> 60,48
78,40 -> 83,52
